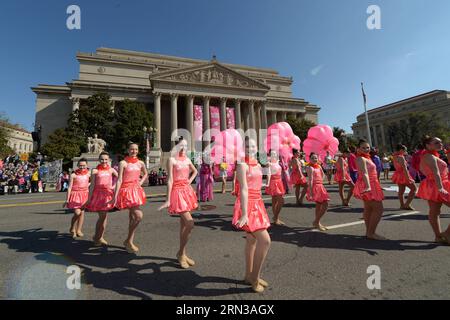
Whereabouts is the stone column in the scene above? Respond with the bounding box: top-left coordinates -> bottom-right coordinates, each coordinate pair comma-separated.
281,111 -> 287,120
220,97 -> 227,130
153,92 -> 161,149
187,95 -> 195,151
249,100 -> 255,129
111,100 -> 116,113
248,100 -> 256,141
171,93 -> 178,147
260,101 -> 268,129
71,97 -> 80,112
244,101 -> 250,131
234,99 -> 242,129
154,92 -> 162,149
270,111 -> 277,124
202,96 -> 211,148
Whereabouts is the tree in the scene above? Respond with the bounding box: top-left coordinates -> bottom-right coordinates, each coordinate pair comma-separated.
41,128 -> 83,167
332,126 -> 358,151
387,112 -> 450,151
286,116 -> 316,143
67,93 -> 115,147
110,99 -> 153,157
0,114 -> 15,158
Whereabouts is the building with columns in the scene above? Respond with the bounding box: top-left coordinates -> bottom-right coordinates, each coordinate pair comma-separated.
352,90 -> 450,152
0,121 -> 33,155
32,47 -> 320,154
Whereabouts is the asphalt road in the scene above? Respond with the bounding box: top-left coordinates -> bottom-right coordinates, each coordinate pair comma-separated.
1,180 -> 449,300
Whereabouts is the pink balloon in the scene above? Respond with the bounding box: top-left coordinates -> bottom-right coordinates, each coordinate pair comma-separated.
265,122 -> 301,163
211,129 -> 244,164
302,124 -> 340,161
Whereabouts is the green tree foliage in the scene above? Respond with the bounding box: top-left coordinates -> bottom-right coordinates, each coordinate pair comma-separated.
67,93 -> 115,145
286,116 -> 316,143
332,127 -> 358,151
111,99 -> 153,157
41,93 -> 153,163
0,114 -> 15,158
387,112 -> 450,150
41,128 -> 83,167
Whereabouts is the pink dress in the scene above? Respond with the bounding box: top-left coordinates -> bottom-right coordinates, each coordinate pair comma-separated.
265,162 -> 285,196
67,172 -> 90,209
417,154 -> 450,203
306,166 -> 330,203
199,163 -> 214,202
353,157 -> 385,202
391,155 -> 414,185
334,158 -> 351,183
116,160 -> 146,209
232,162 -> 271,233
168,157 -> 198,214
87,168 -> 115,212
290,158 -> 307,185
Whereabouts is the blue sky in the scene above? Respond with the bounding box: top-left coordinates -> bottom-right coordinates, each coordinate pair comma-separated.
1,0 -> 449,132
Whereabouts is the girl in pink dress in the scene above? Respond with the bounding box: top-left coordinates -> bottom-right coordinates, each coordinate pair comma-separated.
306,153 -> 330,231
159,137 -> 198,269
113,143 -> 148,253
353,139 -> 386,240
64,158 -> 90,239
233,137 -> 271,293
335,150 -> 354,206
265,150 -> 286,226
391,144 -> 417,210
86,152 -> 118,247
289,149 -> 307,206
417,136 -> 450,244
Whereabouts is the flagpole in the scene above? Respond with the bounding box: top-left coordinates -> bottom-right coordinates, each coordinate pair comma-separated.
361,82 -> 373,146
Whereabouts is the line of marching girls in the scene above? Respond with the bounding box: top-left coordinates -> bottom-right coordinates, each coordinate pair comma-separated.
63,126 -> 450,294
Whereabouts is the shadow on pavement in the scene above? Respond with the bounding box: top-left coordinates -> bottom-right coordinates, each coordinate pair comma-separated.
0,228 -> 249,299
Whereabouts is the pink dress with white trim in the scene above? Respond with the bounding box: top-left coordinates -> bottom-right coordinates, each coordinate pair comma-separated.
265,162 -> 285,196
232,162 -> 271,233
168,156 -> 198,214
306,166 -> 330,203
87,168 -> 115,212
67,172 -> 89,209
116,161 -> 146,210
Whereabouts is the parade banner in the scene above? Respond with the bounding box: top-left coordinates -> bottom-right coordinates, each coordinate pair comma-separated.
194,105 -> 203,142
209,106 -> 220,132
226,107 -> 235,129
40,159 -> 63,184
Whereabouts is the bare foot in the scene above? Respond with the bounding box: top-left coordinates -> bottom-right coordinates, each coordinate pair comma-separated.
313,223 -> 328,231
76,231 -> 84,238
176,253 -> 190,269
123,241 -> 139,253
273,220 -> 285,226
367,234 -> 387,240
244,277 -> 269,287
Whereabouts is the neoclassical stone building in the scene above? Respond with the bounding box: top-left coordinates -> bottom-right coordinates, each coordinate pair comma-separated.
352,90 -> 450,152
0,122 -> 33,155
33,47 -> 320,153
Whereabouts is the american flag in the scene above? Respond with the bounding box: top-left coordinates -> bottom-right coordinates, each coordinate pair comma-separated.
361,82 -> 367,105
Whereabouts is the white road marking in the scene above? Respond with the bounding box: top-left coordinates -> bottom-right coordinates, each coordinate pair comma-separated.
326,211 -> 420,230
0,195 -> 55,201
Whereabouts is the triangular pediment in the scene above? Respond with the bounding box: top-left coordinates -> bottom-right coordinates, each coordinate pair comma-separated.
149,61 -> 270,91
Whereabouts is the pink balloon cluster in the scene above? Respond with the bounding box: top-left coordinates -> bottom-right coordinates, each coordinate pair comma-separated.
264,122 -> 301,163
211,129 -> 245,164
302,125 -> 339,161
